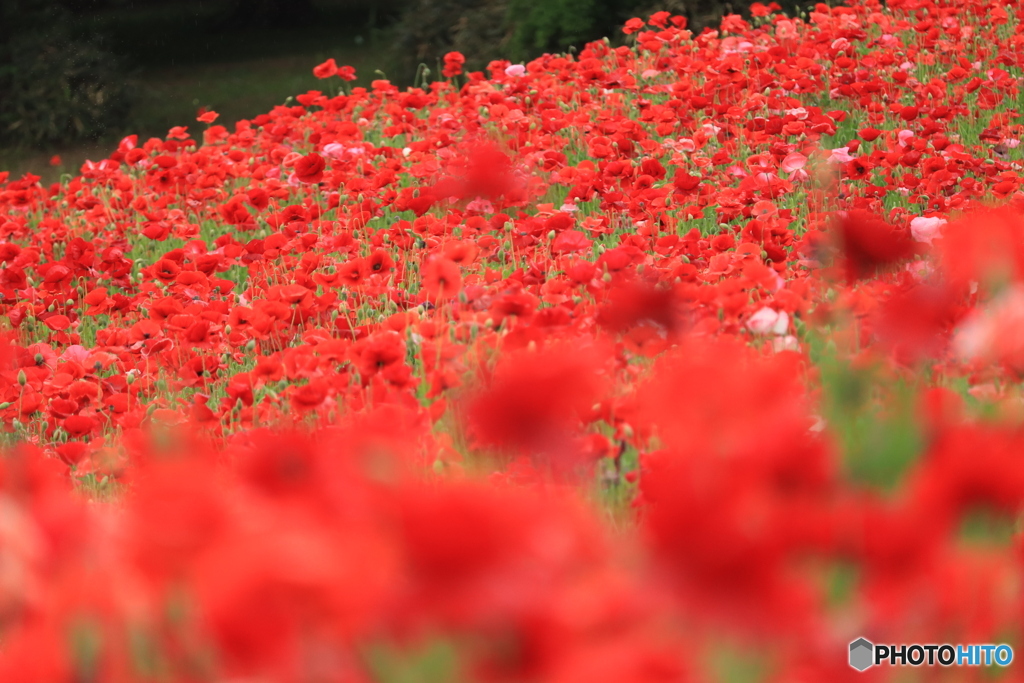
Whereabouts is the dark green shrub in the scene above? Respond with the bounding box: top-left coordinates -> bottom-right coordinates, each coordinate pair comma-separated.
506,0 -> 604,56
0,6 -> 136,148
388,0 -> 513,85
505,0 -> 640,58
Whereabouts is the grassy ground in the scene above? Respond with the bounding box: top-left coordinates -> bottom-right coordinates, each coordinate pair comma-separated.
0,0 -> 396,184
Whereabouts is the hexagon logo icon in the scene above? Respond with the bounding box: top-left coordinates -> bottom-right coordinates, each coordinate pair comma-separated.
849,638 -> 874,671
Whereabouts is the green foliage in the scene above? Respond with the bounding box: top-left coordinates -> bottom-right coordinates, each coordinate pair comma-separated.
0,4 -> 136,148
505,0 -> 708,58
388,0 -> 513,84
366,639 -> 464,683
506,0 -> 606,57
810,326 -> 924,490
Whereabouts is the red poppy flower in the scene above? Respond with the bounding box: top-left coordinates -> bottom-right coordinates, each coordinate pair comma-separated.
354,331 -> 406,379
938,205 -> 1024,292
130,320 -> 163,343
551,230 -> 592,255
835,209 -> 916,281
366,249 -> 395,274
291,379 -> 328,411
55,441 -> 89,467
874,284 -> 963,364
858,127 -> 882,142
43,315 -> 71,332
465,345 -> 606,456
442,51 -> 465,78
597,281 -> 682,335
421,257 -> 462,301
312,58 -> 338,79
152,258 -> 181,282
294,152 -> 326,184
63,414 -> 97,437
337,258 -> 367,287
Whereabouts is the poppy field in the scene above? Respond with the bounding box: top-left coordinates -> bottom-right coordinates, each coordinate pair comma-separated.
4,0 -> 1024,680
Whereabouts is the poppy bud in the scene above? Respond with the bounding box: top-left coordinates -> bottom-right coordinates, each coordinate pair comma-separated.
18,370 -> 27,386
0,402 -> 11,410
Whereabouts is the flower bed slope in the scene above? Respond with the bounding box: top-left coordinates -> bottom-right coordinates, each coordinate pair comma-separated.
2,1 -> 1024,680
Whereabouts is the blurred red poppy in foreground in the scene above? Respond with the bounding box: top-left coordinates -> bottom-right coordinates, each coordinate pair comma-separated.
835,209 -> 916,281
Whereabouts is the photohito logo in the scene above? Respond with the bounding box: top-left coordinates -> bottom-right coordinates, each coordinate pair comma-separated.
849,638 -> 873,671
849,638 -> 1013,671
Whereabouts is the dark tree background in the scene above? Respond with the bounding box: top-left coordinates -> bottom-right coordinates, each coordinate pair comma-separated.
0,0 -> 739,152
217,0 -> 315,28
0,0 -> 137,147
0,0 -> 339,148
